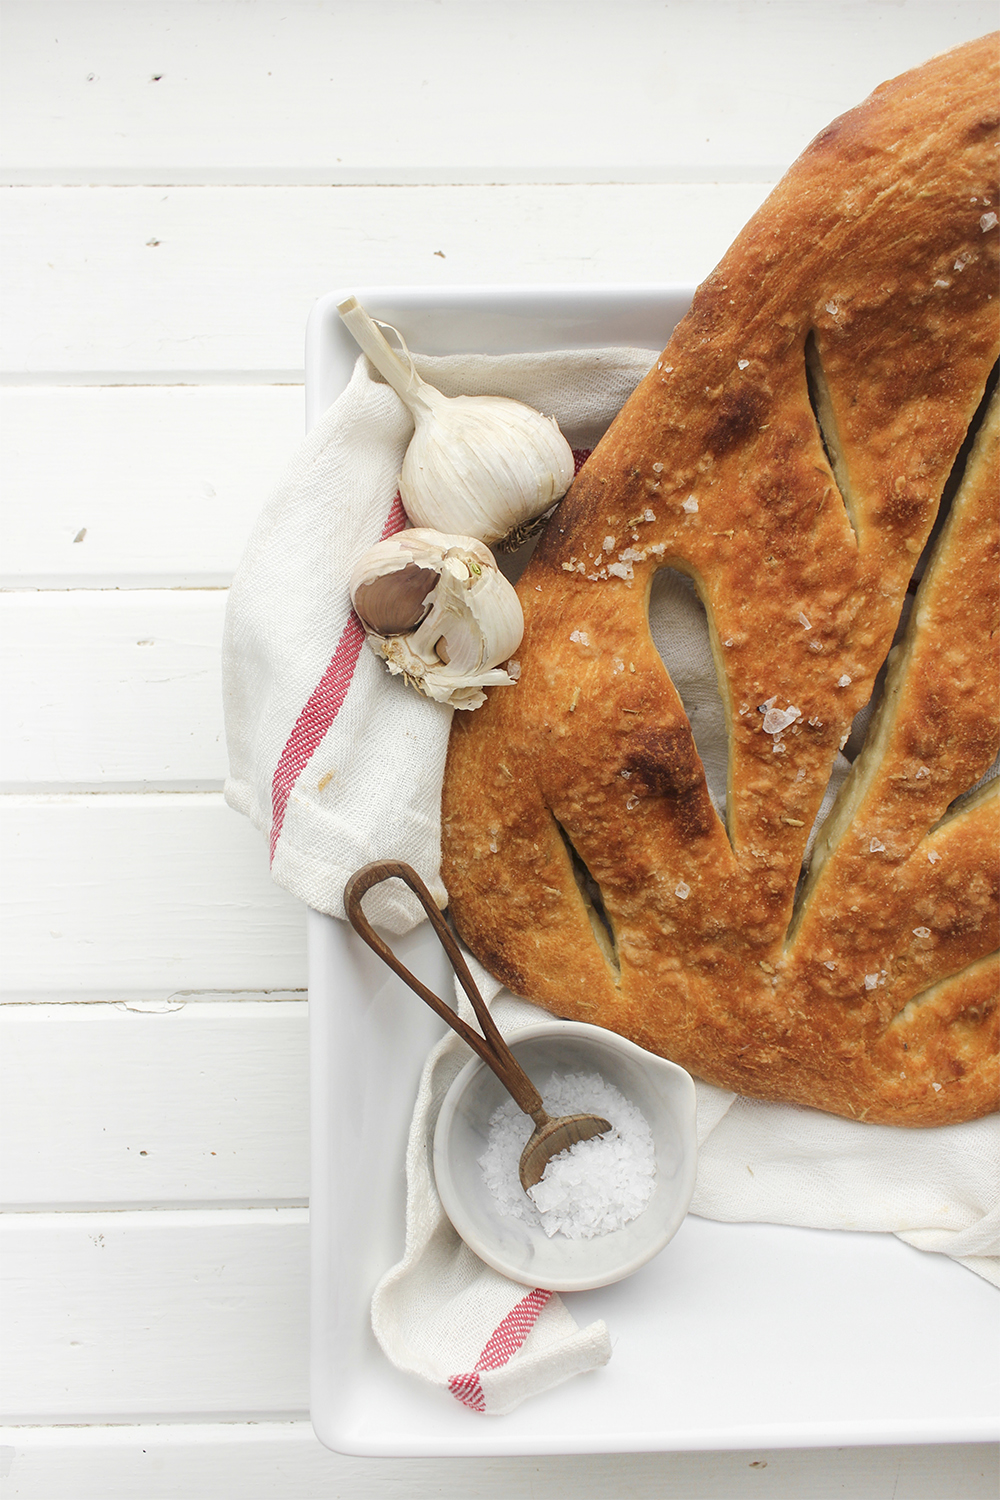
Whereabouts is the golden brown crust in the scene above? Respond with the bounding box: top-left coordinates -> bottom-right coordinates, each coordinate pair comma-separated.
441,35 -> 1000,1125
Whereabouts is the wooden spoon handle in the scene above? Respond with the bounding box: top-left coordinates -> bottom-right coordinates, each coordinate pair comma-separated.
343,860 -> 546,1119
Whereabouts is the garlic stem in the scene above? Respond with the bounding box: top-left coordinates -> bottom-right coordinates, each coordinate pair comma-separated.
336,297 -> 429,410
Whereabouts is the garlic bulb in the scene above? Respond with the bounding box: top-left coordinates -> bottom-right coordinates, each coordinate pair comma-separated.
338,297 -> 575,547
349,528 -> 524,710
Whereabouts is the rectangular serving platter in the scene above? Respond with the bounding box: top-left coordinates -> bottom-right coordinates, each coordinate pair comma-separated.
307,286 -> 1000,1458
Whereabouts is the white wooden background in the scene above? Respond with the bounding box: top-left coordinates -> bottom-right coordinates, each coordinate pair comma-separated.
2,2 -> 998,1495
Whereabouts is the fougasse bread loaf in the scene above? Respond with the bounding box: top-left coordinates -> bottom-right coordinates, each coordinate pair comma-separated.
441,35 -> 1000,1126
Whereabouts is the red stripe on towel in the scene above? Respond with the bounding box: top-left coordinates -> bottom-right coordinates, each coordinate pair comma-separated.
447,1371 -> 487,1413
269,494 -> 407,860
476,1286 -> 552,1370
448,1287 -> 552,1413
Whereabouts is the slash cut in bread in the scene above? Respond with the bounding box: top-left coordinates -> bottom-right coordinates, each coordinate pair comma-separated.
441,35 -> 1000,1125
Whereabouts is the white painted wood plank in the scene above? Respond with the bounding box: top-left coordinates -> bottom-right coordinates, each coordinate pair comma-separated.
1,7 -> 993,1490
0,1430 -> 997,1500
2,0 -> 995,183
0,591 -> 229,789
0,1001 -> 308,1208
0,386 -> 303,587
0,793 -> 307,1000
0,183 -> 772,375
0,1210 -> 309,1420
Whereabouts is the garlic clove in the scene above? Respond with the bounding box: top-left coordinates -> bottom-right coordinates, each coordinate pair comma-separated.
352,562 -> 439,635
409,550 -> 523,676
349,528 -> 524,710
338,297 -> 575,548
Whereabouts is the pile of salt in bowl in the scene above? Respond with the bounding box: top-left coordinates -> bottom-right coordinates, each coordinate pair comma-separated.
478,1070 -> 656,1239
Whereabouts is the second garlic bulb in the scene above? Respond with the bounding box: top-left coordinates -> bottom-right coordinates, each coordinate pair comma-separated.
349,529 -> 524,711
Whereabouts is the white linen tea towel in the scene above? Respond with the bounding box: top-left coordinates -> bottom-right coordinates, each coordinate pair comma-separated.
224,339 -> 998,1418
224,344 -> 658,1412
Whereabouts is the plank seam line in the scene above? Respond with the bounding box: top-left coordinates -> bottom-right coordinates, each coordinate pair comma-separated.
1,1201 -> 310,1215
0,168 -> 786,186
0,373 -> 305,387
0,585 -> 231,594
0,1207 -> 310,1227
0,788 -> 228,799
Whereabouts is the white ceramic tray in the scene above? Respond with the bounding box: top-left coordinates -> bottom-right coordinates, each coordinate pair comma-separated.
307,287 -> 1000,1458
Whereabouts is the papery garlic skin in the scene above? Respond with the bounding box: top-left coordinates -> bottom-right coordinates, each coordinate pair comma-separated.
400,388 -> 575,546
349,529 -> 524,711
338,298 -> 575,547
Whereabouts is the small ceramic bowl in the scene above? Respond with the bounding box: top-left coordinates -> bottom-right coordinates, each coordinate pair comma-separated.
432,1019 -> 697,1292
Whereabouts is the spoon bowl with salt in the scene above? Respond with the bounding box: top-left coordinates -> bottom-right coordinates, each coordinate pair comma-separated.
344,860 -> 613,1193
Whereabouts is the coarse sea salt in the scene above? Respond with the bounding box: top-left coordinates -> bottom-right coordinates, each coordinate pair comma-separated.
478,1071 -> 656,1240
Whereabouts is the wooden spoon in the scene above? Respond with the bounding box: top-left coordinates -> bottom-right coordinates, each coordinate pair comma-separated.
344,860 -> 612,1191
